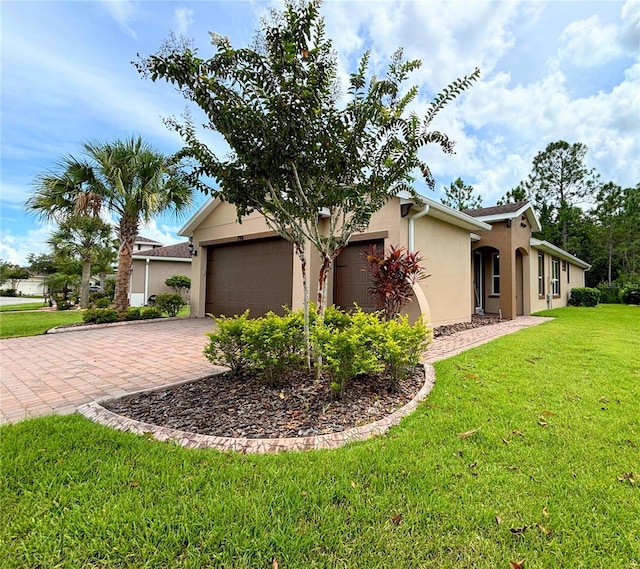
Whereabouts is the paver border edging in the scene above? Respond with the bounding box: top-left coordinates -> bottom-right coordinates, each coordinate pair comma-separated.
77,363 -> 436,453
46,315 -> 197,334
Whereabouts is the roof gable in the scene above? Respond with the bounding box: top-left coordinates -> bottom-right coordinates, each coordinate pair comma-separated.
132,242 -> 191,260
464,201 -> 542,233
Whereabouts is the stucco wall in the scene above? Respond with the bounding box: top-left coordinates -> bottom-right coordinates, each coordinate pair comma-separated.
414,216 -> 473,326
529,251 -> 586,312
130,258 -> 191,307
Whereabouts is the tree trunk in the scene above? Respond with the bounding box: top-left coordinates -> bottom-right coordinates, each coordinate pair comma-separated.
80,260 -> 92,309
114,219 -> 138,312
294,241 -> 311,371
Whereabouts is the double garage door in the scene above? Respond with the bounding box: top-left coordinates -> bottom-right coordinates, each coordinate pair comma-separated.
205,237 -> 382,317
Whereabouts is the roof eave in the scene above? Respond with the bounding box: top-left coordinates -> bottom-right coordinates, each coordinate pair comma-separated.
530,238 -> 591,269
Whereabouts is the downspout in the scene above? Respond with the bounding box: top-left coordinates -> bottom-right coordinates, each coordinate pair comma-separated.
408,204 -> 430,252
144,258 -> 150,305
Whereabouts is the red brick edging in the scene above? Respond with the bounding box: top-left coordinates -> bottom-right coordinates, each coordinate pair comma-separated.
77,364 -> 436,453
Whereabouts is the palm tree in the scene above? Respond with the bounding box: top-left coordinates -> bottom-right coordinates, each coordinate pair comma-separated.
48,215 -> 114,308
27,136 -> 194,312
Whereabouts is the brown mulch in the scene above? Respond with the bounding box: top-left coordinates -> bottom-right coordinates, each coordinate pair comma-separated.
103,367 -> 425,440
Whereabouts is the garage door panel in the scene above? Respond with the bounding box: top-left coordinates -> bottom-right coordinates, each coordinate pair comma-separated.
333,239 -> 384,312
206,238 -> 293,317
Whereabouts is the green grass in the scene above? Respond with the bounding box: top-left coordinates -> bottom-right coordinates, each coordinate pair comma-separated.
0,310 -> 84,338
0,301 -> 49,312
1,305 -> 638,568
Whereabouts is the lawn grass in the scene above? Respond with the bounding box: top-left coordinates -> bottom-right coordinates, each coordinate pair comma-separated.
0,301 -> 48,312
0,310 -> 84,338
1,305 -> 638,568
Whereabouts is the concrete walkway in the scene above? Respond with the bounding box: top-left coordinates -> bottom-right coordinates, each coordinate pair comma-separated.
0,315 -> 552,425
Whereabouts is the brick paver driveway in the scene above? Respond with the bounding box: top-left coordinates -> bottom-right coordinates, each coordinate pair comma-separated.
0,315 -> 552,425
1,318 -> 218,424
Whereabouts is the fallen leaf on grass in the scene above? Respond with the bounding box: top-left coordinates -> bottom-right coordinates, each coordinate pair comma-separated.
542,507 -> 549,517
598,396 -> 609,403
502,438 -> 510,445
617,472 -> 637,485
390,514 -> 403,525
495,515 -> 503,525
512,430 -> 524,436
540,410 -> 556,416
272,558 -> 279,569
464,373 -> 479,379
510,560 -> 525,569
457,428 -> 479,439
350,480 -> 357,488
510,526 -> 528,535
536,523 -> 552,536
538,418 -> 548,427
469,461 -> 478,469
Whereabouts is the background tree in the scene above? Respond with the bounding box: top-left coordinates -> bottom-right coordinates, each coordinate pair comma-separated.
0,263 -> 30,293
47,214 -> 114,308
522,140 -> 599,250
27,136 -> 194,312
496,182 -> 530,205
138,0 -> 478,369
441,177 -> 482,211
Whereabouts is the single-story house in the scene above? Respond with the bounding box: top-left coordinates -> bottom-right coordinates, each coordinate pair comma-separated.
464,202 -> 590,318
129,242 -> 191,307
178,196 -> 590,326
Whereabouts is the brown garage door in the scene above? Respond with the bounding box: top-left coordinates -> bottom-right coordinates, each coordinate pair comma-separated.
333,239 -> 384,312
206,238 -> 293,317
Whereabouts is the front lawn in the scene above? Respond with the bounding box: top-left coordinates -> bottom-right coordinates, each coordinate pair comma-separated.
0,310 -> 84,338
1,305 -> 638,568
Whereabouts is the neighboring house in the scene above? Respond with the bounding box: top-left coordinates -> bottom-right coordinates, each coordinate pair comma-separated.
132,235 -> 163,253
129,242 -> 192,307
179,194 -> 492,327
464,202 -> 590,318
0,275 -> 47,297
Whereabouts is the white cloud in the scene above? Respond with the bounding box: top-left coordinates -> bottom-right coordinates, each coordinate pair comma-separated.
0,224 -> 55,266
101,0 -> 138,39
174,8 -> 194,36
559,15 -> 621,67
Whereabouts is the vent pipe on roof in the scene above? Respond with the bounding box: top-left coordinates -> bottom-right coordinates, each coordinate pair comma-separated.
408,204 -> 430,252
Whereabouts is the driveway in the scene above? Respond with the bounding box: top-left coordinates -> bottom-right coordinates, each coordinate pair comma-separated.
1,318 -> 219,424
0,315 -> 552,425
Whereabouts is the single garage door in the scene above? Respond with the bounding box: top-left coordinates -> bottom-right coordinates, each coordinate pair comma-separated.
333,239 -> 384,312
206,238 -> 293,317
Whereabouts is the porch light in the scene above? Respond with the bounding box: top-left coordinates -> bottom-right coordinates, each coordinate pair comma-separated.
188,239 -> 197,257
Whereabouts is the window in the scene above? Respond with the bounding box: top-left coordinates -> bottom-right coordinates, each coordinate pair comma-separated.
552,258 -> 561,296
566,262 -> 570,283
538,253 -> 545,297
491,252 -> 500,295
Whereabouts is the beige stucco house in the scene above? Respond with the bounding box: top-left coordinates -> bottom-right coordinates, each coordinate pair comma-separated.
129,242 -> 191,307
179,194 -> 493,327
465,202 -> 590,318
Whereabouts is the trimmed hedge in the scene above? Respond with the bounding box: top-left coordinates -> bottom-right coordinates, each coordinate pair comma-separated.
204,306 -> 430,396
622,286 -> 640,305
568,287 -> 600,307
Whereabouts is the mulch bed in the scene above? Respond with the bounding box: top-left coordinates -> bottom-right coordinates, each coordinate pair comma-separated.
103,367 -> 425,439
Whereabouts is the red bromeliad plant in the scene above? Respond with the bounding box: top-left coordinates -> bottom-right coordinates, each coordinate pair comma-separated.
363,245 -> 428,320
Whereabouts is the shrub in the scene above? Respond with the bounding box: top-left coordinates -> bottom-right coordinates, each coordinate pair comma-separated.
204,311 -> 252,376
0,289 -> 18,297
622,286 -> 640,305
125,307 -> 141,321
94,297 -> 111,309
376,315 -> 430,387
243,311 -> 305,386
596,282 -> 623,304
140,306 -> 163,320
165,274 -> 191,301
82,308 -> 120,324
154,293 -> 185,317
363,245 -> 428,320
56,300 -> 73,311
313,309 -> 385,396
569,287 -> 600,307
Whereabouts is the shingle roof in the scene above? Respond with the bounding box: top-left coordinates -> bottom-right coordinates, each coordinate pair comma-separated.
134,235 -> 163,245
463,201 -> 529,217
132,242 -> 191,259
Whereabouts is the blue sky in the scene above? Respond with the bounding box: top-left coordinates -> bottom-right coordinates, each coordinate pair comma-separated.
1,0 -> 638,265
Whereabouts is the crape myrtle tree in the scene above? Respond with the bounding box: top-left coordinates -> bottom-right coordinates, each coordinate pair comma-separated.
27,137 -> 194,312
137,0 -> 478,368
